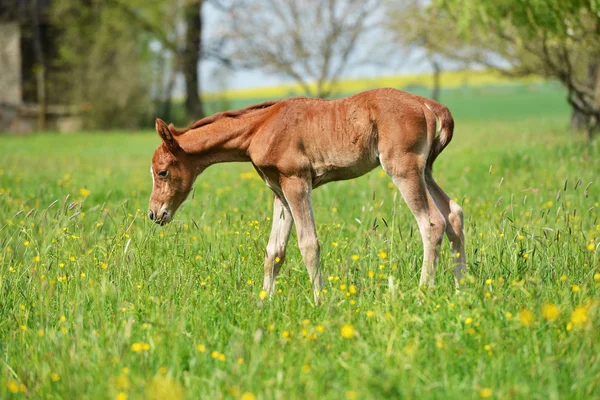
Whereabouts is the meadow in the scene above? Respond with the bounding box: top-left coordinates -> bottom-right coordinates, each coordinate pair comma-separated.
1,85 -> 599,399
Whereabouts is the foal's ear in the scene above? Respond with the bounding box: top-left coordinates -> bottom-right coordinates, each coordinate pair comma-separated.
156,118 -> 182,154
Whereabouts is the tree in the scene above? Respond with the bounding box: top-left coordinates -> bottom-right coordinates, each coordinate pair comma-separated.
435,0 -> 600,139
106,0 -> 206,121
51,0 -> 156,129
386,0 -> 465,101
222,0 -> 383,98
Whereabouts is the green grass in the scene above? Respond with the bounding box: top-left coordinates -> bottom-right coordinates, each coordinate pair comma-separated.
200,83 -> 569,124
1,96 -> 599,399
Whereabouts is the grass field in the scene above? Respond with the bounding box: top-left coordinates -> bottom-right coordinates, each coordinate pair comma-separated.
1,88 -> 600,399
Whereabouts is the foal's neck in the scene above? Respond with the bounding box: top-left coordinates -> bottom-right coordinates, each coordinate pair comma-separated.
178,111 -> 264,170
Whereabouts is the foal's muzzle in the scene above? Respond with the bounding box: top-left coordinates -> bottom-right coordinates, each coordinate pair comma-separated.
148,208 -> 171,225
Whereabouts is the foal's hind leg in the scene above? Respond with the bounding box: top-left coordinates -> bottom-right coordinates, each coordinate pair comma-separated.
425,171 -> 467,287
263,194 -> 293,295
383,155 -> 446,287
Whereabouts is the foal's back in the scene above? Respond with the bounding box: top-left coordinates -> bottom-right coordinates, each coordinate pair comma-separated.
248,88 -> 434,185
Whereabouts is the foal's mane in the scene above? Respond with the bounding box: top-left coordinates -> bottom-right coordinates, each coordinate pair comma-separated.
169,100 -> 280,135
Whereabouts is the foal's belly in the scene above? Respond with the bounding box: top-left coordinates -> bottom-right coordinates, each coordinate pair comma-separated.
312,159 -> 380,188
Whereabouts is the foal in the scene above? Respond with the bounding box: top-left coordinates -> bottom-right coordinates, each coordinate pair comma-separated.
148,88 -> 466,301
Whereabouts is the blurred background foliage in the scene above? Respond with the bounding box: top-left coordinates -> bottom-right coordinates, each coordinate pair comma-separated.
0,0 -> 599,136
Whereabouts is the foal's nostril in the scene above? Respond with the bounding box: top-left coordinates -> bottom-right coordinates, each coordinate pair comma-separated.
148,210 -> 155,220
161,210 -> 169,220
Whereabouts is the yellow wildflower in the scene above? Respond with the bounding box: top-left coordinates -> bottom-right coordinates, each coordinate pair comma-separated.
570,306 -> 589,326
479,388 -> 493,398
341,323 -> 354,339
518,309 -> 534,326
541,303 -> 560,321
571,285 -> 580,292
258,290 -> 268,300
7,380 -> 19,393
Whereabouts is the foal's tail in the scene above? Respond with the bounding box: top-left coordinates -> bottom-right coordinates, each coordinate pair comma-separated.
424,102 -> 454,170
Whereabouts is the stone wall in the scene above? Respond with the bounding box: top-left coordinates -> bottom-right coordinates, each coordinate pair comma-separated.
0,23 -> 22,105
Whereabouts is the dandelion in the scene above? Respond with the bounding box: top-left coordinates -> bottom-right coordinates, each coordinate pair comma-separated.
37,329 -> 45,337
7,380 -> 19,393
464,317 -> 473,325
485,279 -> 493,285
211,351 -> 219,358
80,188 -> 91,197
51,372 -> 60,382
366,310 -> 375,318
240,393 -> 256,400
237,358 -> 244,365
258,290 -> 268,300
341,323 -> 354,339
484,344 -> 492,355
351,254 -> 360,261
368,271 -> 375,278
196,344 -> 206,353
116,393 -> 128,400
302,364 -> 311,373
518,309 -> 534,326
560,274 -> 567,282
542,303 -> 560,321
131,342 -> 150,353
479,388 -> 493,398
571,285 -> 580,292
316,325 -> 325,333
587,243 -> 595,252
349,285 -> 357,294
570,306 -> 589,326
218,353 -> 226,361
377,250 -> 387,259
345,391 -> 359,400
24,240 -> 30,247
594,273 -> 600,281
436,340 -> 444,349
158,366 -> 168,375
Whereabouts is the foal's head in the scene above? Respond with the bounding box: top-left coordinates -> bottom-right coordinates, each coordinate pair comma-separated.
148,119 -> 197,225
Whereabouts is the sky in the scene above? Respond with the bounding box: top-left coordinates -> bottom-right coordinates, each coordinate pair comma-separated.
198,1 -> 434,94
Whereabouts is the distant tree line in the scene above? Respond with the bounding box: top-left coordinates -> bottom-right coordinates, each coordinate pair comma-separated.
2,0 -> 598,138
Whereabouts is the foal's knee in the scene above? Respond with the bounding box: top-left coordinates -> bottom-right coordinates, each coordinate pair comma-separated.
448,201 -> 464,234
266,242 -> 286,263
298,238 -> 320,257
427,211 -> 446,246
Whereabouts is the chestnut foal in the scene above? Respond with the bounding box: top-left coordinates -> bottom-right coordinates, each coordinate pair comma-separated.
148,88 -> 466,301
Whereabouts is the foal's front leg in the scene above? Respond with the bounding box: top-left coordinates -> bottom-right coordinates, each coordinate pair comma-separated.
281,176 -> 323,303
263,194 -> 293,295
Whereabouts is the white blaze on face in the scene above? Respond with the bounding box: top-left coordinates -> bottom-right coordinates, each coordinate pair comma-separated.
150,167 -> 155,189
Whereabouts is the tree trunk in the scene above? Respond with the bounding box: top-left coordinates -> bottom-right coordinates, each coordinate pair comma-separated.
570,58 -> 599,138
431,60 -> 441,102
182,0 -> 204,121
570,108 -> 589,131
31,0 -> 46,131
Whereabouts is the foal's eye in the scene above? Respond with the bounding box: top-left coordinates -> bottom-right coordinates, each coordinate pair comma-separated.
158,170 -> 168,178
